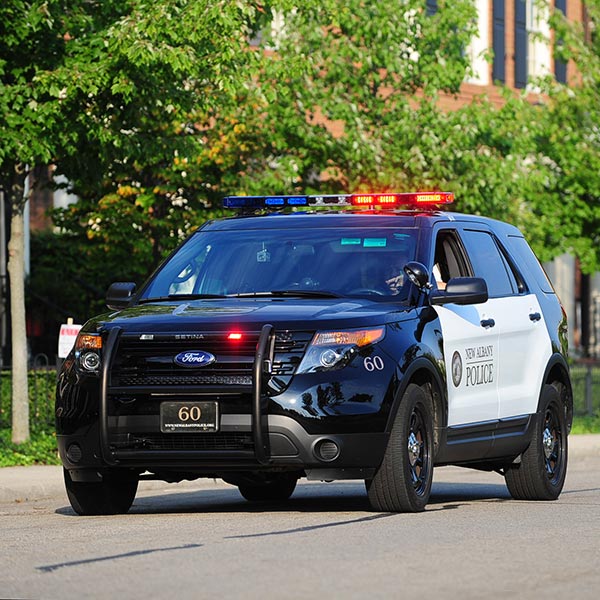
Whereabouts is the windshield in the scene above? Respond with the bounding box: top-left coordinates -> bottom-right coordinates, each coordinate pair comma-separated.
140,227 -> 418,301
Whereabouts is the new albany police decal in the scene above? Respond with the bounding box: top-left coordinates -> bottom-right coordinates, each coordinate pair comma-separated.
451,351 -> 462,387
452,345 -> 495,387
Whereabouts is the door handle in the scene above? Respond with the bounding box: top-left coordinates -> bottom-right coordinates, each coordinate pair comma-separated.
480,318 -> 495,328
529,312 -> 541,322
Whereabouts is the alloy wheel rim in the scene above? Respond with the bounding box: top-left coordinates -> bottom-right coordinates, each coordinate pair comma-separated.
407,407 -> 429,495
542,404 -> 563,483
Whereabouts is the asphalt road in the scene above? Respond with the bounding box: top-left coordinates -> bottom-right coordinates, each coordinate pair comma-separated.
1,447 -> 599,600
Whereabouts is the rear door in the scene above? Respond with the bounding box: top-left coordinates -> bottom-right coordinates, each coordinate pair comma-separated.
459,227 -> 551,420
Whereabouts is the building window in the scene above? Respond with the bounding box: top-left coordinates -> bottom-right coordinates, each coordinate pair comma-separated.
527,0 -> 551,84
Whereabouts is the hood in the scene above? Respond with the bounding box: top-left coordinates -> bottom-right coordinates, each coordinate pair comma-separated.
86,297 -> 414,334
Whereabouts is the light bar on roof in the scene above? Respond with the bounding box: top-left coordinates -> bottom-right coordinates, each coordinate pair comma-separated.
223,192 -> 454,210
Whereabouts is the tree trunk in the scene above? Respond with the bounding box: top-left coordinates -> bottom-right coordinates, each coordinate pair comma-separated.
7,165 -> 29,444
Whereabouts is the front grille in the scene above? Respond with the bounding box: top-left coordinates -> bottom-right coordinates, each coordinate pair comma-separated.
105,330 -> 313,454
109,330 -> 313,390
114,432 -> 254,452
117,374 -> 253,387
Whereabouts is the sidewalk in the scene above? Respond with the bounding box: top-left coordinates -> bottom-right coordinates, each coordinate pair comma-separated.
1,434 -> 599,505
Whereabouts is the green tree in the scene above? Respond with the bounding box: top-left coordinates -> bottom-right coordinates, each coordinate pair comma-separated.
42,0 -> 499,324
0,0 -> 269,443
230,0 -> 480,195
533,0 -> 600,274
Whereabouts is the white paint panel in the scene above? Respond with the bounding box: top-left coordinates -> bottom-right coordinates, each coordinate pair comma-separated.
494,294 -> 553,418
435,303 -> 499,426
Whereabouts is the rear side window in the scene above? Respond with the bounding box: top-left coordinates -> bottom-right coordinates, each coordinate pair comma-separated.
507,235 -> 555,294
460,229 -> 517,298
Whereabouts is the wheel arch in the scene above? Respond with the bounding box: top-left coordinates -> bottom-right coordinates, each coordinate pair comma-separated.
388,356 -> 447,456
540,353 -> 573,433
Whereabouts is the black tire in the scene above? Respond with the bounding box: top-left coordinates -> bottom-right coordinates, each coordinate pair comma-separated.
238,474 -> 298,502
505,384 -> 568,501
64,468 -> 138,515
367,383 -> 434,512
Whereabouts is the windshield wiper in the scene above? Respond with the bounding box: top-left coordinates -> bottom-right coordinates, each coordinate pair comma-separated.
138,294 -> 226,304
231,290 -> 342,299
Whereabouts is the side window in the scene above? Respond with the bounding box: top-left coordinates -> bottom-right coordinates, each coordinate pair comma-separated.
460,229 -> 517,297
508,235 -> 554,294
432,230 -> 471,290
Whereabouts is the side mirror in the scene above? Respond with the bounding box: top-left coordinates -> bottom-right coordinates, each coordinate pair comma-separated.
106,282 -> 136,310
430,277 -> 488,306
403,261 -> 432,290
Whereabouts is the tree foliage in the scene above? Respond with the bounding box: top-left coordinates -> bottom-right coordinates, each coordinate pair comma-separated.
530,0 -> 600,273
0,0 -> 280,441
7,0 -> 600,363
237,0 -> 479,194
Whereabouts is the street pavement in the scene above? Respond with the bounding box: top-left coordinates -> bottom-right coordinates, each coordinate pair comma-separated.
1,433 -> 599,505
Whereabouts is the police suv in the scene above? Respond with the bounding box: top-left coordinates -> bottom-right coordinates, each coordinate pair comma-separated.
56,192 -> 572,515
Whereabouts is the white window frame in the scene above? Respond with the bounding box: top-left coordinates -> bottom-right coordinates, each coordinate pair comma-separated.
526,0 -> 551,87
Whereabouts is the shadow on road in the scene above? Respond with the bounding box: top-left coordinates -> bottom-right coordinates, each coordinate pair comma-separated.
54,480 -> 511,517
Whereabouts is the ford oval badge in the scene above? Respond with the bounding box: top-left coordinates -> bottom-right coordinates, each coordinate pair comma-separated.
174,350 -> 216,368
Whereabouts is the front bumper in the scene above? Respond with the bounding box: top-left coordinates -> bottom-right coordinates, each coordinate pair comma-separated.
58,413 -> 389,481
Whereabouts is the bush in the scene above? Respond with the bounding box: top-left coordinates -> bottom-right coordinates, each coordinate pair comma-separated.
0,429 -> 60,467
1,369 -> 58,466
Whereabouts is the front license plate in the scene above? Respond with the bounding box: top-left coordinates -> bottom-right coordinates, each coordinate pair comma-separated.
160,401 -> 219,433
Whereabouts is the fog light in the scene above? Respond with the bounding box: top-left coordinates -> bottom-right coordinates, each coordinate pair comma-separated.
66,443 -> 83,464
314,439 -> 340,462
81,351 -> 100,371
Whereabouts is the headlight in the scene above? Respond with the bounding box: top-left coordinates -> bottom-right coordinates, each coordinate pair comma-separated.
296,327 -> 385,374
74,333 -> 103,373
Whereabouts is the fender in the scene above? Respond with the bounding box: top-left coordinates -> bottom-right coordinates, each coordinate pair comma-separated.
539,352 -> 573,429
385,353 -> 448,436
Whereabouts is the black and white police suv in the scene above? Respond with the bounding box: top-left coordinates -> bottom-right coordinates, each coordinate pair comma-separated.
56,191 -> 573,515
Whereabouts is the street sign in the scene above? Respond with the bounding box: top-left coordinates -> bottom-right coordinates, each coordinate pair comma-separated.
58,320 -> 82,358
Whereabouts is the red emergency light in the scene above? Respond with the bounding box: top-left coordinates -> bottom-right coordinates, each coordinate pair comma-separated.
348,192 -> 454,206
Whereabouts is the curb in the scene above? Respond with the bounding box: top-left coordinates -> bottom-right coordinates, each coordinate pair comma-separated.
0,465 -> 231,505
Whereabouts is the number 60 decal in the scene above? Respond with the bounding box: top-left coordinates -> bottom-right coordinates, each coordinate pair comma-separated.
363,356 -> 385,371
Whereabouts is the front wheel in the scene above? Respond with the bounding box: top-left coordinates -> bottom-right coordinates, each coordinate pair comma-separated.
367,383 -> 434,512
505,384 -> 568,501
64,469 -> 138,515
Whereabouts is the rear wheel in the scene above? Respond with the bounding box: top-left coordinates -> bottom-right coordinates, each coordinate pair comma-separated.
367,383 -> 434,512
505,384 -> 568,501
238,473 -> 298,502
64,469 -> 138,515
